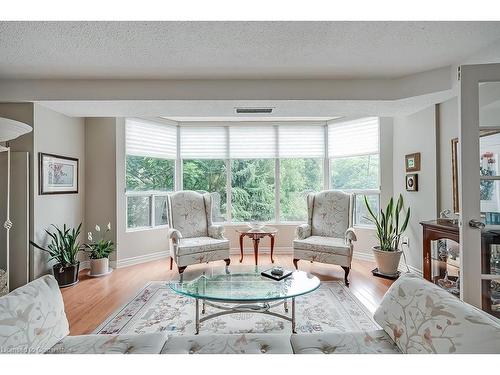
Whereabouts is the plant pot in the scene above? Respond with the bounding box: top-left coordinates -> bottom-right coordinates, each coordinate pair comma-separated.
372,247 -> 402,276
52,262 -> 79,288
89,258 -> 110,276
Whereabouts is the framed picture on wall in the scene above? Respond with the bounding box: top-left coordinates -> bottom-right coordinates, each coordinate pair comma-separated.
405,152 -> 421,172
39,153 -> 79,195
406,173 -> 418,192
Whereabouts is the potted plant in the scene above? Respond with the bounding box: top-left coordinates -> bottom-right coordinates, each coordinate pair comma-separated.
30,223 -> 82,287
84,223 -> 114,276
364,194 -> 411,276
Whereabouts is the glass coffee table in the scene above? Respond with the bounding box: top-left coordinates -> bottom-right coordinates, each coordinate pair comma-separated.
169,265 -> 320,334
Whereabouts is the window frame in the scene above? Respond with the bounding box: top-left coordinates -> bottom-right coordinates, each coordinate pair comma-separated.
124,119 -> 381,230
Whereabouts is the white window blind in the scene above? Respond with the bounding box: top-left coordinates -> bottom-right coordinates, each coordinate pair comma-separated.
126,118 -> 177,159
279,125 -> 325,158
180,126 -> 227,159
229,126 -> 276,159
328,117 -> 379,158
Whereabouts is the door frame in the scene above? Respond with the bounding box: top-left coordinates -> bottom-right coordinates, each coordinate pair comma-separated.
459,63 -> 500,308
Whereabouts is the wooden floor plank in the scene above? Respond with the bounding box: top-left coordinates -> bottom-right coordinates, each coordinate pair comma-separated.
61,254 -> 393,335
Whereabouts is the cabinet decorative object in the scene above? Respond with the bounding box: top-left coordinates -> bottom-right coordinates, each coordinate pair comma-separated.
421,219 -> 500,318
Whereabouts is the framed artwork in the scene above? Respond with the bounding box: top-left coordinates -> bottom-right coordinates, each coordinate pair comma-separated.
406,173 -> 418,192
405,152 -> 421,172
451,138 -> 459,213
39,153 -> 79,195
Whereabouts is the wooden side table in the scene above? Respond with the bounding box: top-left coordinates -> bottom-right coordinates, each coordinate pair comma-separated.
236,227 -> 278,265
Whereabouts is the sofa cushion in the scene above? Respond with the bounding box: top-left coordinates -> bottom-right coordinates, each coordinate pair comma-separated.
291,330 -> 401,354
293,236 -> 351,256
47,333 -> 168,354
0,275 -> 69,354
374,273 -> 500,354
169,191 -> 208,238
176,237 -> 230,256
311,191 -> 351,238
161,334 -> 293,354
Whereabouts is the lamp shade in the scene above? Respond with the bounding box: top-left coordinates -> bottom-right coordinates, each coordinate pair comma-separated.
0,117 -> 32,142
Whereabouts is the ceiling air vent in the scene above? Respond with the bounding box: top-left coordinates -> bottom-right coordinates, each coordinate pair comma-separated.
235,107 -> 273,114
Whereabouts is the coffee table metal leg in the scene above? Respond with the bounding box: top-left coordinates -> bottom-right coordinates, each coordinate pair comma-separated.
195,299 -> 200,334
291,297 -> 296,334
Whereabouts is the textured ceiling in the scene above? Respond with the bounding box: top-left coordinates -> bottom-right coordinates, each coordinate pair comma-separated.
1,21 -> 500,79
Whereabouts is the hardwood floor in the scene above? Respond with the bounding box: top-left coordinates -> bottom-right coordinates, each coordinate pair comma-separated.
61,254 -> 394,335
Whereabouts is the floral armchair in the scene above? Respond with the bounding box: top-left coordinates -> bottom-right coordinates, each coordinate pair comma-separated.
292,190 -> 356,285
167,191 -> 230,275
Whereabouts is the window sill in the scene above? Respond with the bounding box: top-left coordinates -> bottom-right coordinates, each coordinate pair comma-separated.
125,225 -> 169,233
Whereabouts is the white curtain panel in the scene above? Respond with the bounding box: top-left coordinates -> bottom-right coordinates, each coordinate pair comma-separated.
328,117 -> 379,158
229,125 -> 276,159
180,126 -> 227,159
279,125 -> 325,158
126,118 -> 177,159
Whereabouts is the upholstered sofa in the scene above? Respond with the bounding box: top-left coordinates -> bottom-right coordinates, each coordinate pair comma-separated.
1,273 -> 499,354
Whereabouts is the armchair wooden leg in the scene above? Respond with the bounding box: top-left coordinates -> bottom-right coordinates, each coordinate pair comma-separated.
169,257 -> 173,270
224,258 -> 231,267
178,266 -> 187,274
341,266 -> 350,286
293,259 -> 299,269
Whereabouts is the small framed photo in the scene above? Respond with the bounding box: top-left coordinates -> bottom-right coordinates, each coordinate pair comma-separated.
405,152 -> 421,172
39,153 -> 79,195
406,173 -> 418,192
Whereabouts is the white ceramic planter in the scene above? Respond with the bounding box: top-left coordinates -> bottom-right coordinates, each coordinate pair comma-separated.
372,247 -> 402,275
89,258 -> 109,276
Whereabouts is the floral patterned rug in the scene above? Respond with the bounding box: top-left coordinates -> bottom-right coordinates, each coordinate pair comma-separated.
94,281 -> 379,336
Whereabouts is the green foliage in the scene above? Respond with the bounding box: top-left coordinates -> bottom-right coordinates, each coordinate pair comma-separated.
126,155 -> 174,191
231,159 -> 275,222
280,159 -> 323,221
30,223 -> 82,266
84,224 -> 115,259
364,194 -> 410,251
331,155 -> 379,189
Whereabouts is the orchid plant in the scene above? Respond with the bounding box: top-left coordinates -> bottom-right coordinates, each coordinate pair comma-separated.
84,223 -> 115,260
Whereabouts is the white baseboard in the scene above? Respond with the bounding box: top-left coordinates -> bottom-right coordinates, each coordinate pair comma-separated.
116,251 -> 170,268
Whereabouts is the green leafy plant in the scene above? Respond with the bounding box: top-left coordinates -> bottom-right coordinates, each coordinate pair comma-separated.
84,223 -> 115,259
30,223 -> 82,266
364,194 -> 411,251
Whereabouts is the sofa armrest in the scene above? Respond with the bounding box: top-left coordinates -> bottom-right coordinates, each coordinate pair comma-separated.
208,225 -> 225,240
296,224 -> 311,240
167,228 -> 182,245
345,227 -> 357,243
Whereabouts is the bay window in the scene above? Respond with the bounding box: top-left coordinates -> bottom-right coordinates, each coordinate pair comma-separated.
125,117 -> 381,228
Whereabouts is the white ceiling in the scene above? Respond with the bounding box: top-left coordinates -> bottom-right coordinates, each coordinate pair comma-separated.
1,21 -> 500,80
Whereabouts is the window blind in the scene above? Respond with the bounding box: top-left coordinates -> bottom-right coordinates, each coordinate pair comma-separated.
279,125 -> 325,158
328,117 -> 379,158
126,118 -> 177,159
229,126 -> 276,159
180,126 -> 227,159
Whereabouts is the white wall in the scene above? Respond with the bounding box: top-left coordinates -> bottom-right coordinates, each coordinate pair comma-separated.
32,104 -> 85,278
85,118 -> 117,264
393,106 -> 439,272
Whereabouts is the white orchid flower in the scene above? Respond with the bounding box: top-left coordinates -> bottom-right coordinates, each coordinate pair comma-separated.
107,222 -> 111,231
87,232 -> 93,242
95,224 -> 101,232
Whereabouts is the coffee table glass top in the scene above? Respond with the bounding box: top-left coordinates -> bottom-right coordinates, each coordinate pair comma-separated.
235,226 -> 278,234
169,265 -> 320,302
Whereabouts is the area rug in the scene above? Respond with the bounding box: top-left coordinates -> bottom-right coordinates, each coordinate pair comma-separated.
94,281 -> 379,336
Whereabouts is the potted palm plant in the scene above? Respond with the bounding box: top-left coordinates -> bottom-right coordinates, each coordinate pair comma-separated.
84,223 -> 114,276
30,223 -> 82,287
364,194 -> 411,276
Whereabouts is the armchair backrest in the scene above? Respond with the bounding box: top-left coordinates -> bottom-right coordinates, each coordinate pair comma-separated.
308,190 -> 353,238
167,190 -> 213,238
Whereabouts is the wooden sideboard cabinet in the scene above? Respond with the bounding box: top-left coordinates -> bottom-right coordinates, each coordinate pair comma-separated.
420,219 -> 500,318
